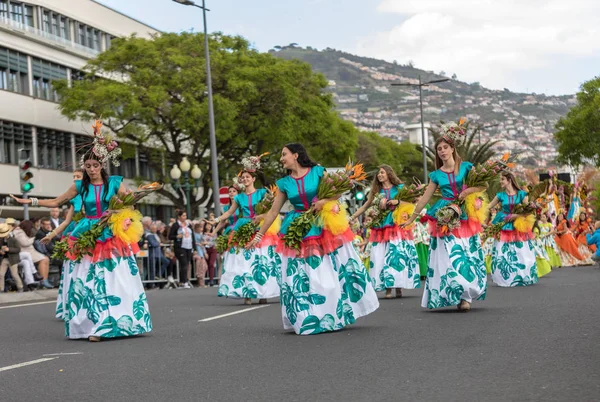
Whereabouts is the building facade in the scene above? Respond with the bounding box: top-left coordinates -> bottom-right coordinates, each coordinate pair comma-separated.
0,0 -> 176,220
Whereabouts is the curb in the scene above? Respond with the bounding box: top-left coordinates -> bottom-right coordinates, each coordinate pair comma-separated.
0,289 -> 58,306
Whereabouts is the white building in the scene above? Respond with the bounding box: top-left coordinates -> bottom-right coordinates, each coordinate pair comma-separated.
0,0 -> 176,219
405,122 -> 431,148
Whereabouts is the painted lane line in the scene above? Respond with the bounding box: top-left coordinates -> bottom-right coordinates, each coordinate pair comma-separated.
0,301 -> 56,310
198,305 -> 270,322
0,357 -> 58,372
43,353 -> 83,357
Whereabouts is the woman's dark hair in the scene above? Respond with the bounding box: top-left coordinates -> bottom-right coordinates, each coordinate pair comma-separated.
204,222 -> 214,233
501,171 -> 522,192
176,209 -> 186,219
80,149 -> 109,203
284,143 -> 317,169
19,220 -> 34,237
228,186 -> 239,206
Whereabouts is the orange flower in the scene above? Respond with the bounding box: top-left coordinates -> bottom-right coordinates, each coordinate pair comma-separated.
507,162 -> 516,169
92,120 -> 103,134
259,152 -> 270,158
501,152 -> 511,162
268,184 -> 279,196
349,163 -> 367,182
138,182 -> 163,191
459,117 -> 467,126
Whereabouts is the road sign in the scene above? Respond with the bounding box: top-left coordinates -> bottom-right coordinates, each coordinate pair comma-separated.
219,186 -> 230,205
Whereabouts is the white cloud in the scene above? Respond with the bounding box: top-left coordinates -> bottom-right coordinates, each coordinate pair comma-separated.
354,0 -> 600,94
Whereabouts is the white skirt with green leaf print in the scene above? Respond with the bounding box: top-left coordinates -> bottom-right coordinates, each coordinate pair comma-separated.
64,256 -> 152,339
422,235 -> 487,309
491,240 -> 538,287
217,245 -> 281,299
280,244 -> 379,335
369,239 -> 421,291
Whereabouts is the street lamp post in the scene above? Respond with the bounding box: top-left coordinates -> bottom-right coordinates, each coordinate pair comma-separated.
172,0 -> 221,214
170,157 -> 202,218
392,76 -> 450,183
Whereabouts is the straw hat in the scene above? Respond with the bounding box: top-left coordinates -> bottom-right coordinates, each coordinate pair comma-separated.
5,217 -> 16,226
0,223 -> 11,238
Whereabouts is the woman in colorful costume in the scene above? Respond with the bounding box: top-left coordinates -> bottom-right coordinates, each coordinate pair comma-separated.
350,165 -> 420,298
222,184 -> 241,236
537,213 -> 562,268
11,121 -> 153,341
573,212 -> 596,255
488,172 -> 538,287
554,212 -> 594,266
403,119 -> 488,312
40,169 -> 84,320
531,219 -> 553,278
246,143 -> 379,335
213,155 -> 281,305
413,206 -> 430,279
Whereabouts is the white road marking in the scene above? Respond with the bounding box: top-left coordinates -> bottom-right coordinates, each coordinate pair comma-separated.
0,301 -> 56,310
198,305 -> 270,322
43,353 -> 83,357
0,357 -> 58,372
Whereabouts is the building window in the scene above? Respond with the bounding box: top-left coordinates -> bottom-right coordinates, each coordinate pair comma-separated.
0,120 -> 33,165
42,10 -> 49,32
78,23 -> 84,44
112,157 -> 136,178
9,2 -> 21,23
139,150 -> 158,181
23,4 -> 32,26
59,16 -> 68,39
105,35 -> 113,49
51,13 -> 58,35
86,26 -> 93,48
74,134 -> 91,166
37,129 -> 73,171
31,57 -> 67,102
93,30 -> 101,50
0,46 -> 29,95
0,1 -> 8,19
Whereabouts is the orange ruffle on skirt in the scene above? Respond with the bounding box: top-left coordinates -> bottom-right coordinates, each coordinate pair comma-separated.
555,233 -> 586,261
500,230 -> 534,242
67,236 -> 140,263
422,216 -> 483,238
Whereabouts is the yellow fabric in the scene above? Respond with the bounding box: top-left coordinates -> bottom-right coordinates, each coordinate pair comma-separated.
263,215 -> 282,236
392,202 -> 415,227
464,191 -> 489,224
514,214 -> 535,233
109,208 -> 144,244
318,201 -> 349,235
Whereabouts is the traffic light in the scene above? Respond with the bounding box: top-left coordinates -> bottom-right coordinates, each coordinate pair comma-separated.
354,190 -> 365,201
18,148 -> 34,193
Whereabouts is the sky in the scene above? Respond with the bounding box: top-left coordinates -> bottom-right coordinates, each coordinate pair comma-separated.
97,0 -> 600,95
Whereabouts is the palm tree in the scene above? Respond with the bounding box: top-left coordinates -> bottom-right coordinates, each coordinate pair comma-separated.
418,121 -> 503,166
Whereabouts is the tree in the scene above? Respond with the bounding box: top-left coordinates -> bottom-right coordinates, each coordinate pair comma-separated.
55,33 -> 356,213
554,76 -> 600,167
355,132 -> 425,181
451,73 -> 457,80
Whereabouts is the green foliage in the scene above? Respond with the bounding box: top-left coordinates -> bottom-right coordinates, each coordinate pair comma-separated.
215,234 -> 231,254
231,222 -> 258,249
554,76 -> 600,167
51,239 -> 70,261
55,32 -> 359,211
356,132 -> 424,181
283,213 -> 314,250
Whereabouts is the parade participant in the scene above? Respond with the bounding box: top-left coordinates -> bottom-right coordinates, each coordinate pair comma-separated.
350,165 -> 420,298
403,119 -> 488,311
554,212 -> 594,266
413,206 -> 430,279
213,154 -> 280,305
246,143 -> 379,334
532,219 -> 553,278
573,212 -> 596,254
488,171 -> 538,287
40,168 -> 84,320
538,213 -> 562,268
0,223 -> 23,293
10,121 -> 153,341
586,221 -> 600,262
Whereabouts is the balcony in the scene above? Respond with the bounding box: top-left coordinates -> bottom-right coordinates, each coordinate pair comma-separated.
0,15 -> 99,58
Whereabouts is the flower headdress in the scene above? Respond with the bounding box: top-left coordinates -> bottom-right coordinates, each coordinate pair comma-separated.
241,152 -> 269,173
440,117 -> 467,147
231,174 -> 246,192
78,120 -> 122,169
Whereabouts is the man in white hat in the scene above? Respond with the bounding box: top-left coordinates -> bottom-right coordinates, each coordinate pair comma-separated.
0,223 -> 24,293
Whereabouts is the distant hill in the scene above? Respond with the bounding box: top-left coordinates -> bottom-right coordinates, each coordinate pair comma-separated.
270,46 -> 576,168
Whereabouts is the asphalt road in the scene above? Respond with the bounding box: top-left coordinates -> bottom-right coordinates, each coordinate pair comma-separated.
1,266 -> 599,402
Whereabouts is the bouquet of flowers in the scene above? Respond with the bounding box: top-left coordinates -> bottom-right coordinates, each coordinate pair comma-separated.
481,222 -> 504,242
54,182 -> 163,261
230,185 -> 279,249
366,193 -> 387,229
284,161 -> 367,250
511,200 -> 544,233
435,203 -> 462,235
394,182 -> 427,204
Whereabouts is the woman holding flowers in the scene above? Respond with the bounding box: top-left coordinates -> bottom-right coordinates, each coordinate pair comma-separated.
40,168 -> 84,320
537,213 -> 562,268
487,171 -> 538,287
402,119 -> 489,312
350,165 -> 421,298
246,143 -> 379,335
11,121 -> 153,341
213,155 -> 280,305
554,212 -> 594,266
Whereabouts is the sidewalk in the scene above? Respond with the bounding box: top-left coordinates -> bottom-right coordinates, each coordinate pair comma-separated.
0,289 -> 58,305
